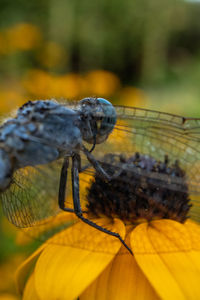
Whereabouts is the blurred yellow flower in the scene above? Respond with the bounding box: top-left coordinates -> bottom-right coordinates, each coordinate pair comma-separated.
22,69 -> 86,99
50,74 -> 86,99
0,254 -> 25,297
118,86 -> 146,107
21,67 -> 147,104
85,70 -> 120,96
16,214 -> 200,300
37,41 -> 67,69
5,23 -> 41,52
22,69 -> 52,98
0,90 -> 25,114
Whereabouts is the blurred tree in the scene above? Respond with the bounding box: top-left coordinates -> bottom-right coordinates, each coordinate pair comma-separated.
0,0 -> 199,84
141,0 -> 187,84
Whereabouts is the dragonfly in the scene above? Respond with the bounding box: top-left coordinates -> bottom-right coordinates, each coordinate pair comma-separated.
1,97 -> 200,253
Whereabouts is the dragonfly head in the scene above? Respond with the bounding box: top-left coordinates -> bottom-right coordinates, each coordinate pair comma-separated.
79,97 -> 116,144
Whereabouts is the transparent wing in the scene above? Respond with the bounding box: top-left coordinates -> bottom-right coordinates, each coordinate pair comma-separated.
0,159 -> 63,227
1,104 -> 200,250
91,106 -> 200,222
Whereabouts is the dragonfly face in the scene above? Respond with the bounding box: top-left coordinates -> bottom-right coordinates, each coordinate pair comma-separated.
0,98 -> 200,252
79,97 -> 116,144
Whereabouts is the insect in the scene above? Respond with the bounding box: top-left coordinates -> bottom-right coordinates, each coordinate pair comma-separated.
1,97 -> 200,253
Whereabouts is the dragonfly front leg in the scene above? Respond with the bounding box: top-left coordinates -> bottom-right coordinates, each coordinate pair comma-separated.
81,146 -> 111,180
71,153 -> 133,255
82,145 -> 123,181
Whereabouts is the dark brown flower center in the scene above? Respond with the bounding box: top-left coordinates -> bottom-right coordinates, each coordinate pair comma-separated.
86,153 -> 192,223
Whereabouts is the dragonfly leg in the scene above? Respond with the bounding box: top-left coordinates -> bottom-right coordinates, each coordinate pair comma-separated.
72,152 -> 90,173
71,153 -> 133,255
58,157 -> 74,213
81,145 -> 111,180
79,163 -> 91,173
82,145 -> 125,180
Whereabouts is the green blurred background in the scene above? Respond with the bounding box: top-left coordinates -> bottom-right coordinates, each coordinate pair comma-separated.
1,0 -> 200,298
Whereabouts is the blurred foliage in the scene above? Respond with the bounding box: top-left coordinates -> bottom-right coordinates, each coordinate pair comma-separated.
0,0 -> 199,112
1,0 -> 200,298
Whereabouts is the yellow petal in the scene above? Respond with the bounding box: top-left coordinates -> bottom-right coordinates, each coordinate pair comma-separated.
131,219 -> 200,300
23,272 -> 40,300
80,248 -> 159,300
34,218 -> 125,300
184,220 -> 200,273
185,219 -> 200,250
16,212 -> 77,292
17,211 -> 77,245
16,244 -> 46,294
0,294 -> 19,300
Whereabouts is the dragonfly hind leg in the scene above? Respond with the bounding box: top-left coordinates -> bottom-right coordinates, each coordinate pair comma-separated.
71,153 -> 133,255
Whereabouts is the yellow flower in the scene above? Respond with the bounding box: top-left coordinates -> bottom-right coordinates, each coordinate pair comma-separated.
5,23 -> 41,52
15,154 -> 200,299
0,254 -> 25,299
36,41 -> 67,69
16,214 -> 200,300
0,294 -> 19,300
0,90 -> 25,114
22,69 -> 54,98
85,70 -> 120,96
118,86 -> 147,107
22,69 -> 86,99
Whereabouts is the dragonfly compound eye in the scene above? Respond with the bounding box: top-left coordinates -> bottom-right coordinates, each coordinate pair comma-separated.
79,97 -> 116,144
